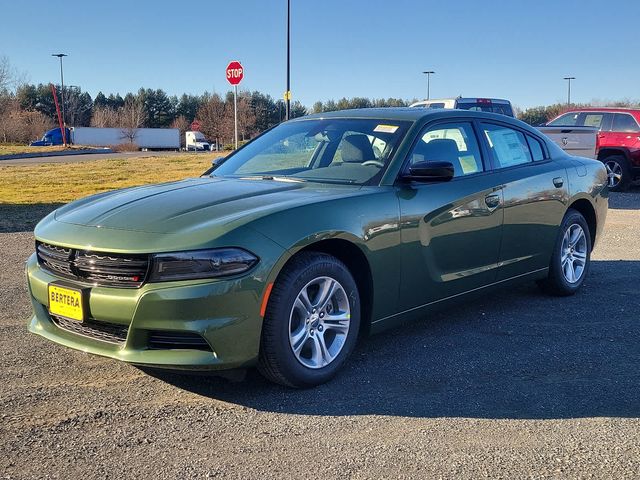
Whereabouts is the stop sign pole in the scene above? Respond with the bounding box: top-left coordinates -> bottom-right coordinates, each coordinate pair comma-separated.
226,61 -> 244,149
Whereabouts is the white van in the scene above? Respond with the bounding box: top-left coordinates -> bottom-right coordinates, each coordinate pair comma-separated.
410,97 -> 514,117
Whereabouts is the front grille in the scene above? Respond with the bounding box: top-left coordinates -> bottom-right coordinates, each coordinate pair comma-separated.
37,242 -> 150,288
148,331 -> 212,351
51,314 -> 129,345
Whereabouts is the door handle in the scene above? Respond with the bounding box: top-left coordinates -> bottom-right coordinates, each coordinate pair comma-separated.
553,177 -> 564,188
485,194 -> 501,210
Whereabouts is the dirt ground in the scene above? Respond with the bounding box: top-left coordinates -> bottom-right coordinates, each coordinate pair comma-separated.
1,188 -> 639,479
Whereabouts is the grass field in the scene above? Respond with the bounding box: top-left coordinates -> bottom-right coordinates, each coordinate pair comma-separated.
0,144 -> 107,156
0,153 -> 219,204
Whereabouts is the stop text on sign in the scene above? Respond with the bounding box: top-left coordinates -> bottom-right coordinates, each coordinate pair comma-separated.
226,61 -> 244,85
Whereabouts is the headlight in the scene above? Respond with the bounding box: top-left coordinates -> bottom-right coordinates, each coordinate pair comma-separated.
148,248 -> 259,282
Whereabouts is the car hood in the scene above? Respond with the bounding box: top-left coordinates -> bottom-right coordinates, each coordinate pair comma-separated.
53,177 -> 358,235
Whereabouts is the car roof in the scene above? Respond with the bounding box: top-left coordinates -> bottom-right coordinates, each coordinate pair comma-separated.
412,97 -> 512,104
563,107 -> 640,114
295,107 -> 525,125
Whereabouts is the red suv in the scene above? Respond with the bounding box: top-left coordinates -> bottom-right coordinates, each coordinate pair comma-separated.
547,108 -> 640,191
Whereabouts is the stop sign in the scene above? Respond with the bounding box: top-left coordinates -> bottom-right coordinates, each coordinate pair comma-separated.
226,61 -> 244,85
190,120 -> 201,131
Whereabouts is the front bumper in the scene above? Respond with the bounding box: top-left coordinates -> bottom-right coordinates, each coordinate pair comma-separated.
26,253 -> 266,370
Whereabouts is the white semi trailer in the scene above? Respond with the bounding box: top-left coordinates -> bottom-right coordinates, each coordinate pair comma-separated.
31,127 -> 180,150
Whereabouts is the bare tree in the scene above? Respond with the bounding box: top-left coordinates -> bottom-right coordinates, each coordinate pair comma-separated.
0,96 -> 53,143
197,94 -> 226,148
0,56 -> 26,93
170,115 -> 189,147
90,106 -> 119,127
119,98 -> 147,144
237,95 -> 257,141
0,56 -> 14,92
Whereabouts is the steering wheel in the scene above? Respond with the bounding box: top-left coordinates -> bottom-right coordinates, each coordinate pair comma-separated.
361,160 -> 385,168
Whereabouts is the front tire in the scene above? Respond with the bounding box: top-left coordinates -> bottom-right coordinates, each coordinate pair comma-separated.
258,252 -> 360,388
538,209 -> 592,296
603,155 -> 631,192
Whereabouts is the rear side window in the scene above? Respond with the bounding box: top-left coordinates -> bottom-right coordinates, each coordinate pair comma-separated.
481,123 -> 532,168
612,113 -> 640,132
409,122 -> 484,177
526,135 -> 545,161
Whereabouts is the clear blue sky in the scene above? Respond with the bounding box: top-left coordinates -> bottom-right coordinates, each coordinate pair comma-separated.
1,0 -> 638,109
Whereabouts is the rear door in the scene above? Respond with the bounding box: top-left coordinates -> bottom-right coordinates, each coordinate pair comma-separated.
479,121 -> 569,281
396,120 -> 505,310
606,113 -> 640,149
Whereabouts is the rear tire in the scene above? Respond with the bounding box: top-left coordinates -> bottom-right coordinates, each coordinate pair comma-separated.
537,209 -> 592,296
602,155 -> 631,192
258,252 -> 360,388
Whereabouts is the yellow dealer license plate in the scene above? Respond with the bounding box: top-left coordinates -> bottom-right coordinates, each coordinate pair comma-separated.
48,284 -> 85,322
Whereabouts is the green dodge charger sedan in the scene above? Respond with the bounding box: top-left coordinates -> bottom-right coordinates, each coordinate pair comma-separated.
26,108 -> 608,387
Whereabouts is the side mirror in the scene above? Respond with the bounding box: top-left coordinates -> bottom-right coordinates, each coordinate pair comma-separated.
403,161 -> 454,182
211,154 -> 227,167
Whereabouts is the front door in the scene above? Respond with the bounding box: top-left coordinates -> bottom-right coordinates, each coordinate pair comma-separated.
397,121 -> 504,311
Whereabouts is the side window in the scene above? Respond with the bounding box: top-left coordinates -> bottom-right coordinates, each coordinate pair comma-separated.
409,122 -> 483,177
526,134 -> 546,161
599,113 -> 614,132
547,112 -> 581,127
583,113 -> 605,129
612,113 -> 640,132
481,123 -> 532,168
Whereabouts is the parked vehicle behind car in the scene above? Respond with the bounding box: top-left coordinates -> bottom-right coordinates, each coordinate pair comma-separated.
536,125 -> 598,159
547,108 -> 640,191
27,108 -> 608,388
410,97 -> 515,117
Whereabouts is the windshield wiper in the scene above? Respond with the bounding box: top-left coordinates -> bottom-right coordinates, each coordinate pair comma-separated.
237,175 -> 306,183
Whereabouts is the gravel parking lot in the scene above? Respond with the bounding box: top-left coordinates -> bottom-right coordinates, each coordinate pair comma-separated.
1,188 -> 639,479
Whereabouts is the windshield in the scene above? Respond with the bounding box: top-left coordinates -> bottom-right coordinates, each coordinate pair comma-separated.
212,118 -> 410,185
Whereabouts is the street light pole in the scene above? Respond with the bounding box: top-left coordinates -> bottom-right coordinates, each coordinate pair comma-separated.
52,53 -> 68,146
422,71 -> 435,100
285,0 -> 291,120
563,76 -> 575,106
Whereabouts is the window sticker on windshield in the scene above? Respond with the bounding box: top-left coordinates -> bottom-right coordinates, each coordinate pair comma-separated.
373,124 -> 399,134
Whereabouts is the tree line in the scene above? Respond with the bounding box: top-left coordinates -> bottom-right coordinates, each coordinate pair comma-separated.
3,57 -> 639,145
0,57 -> 416,146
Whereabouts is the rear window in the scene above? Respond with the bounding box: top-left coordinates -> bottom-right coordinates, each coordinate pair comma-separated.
612,113 -> 640,132
456,102 -> 514,117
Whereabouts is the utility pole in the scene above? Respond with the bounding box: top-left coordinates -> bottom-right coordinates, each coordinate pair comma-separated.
285,0 -> 291,120
52,53 -> 68,145
564,76 -> 575,106
422,71 -> 435,100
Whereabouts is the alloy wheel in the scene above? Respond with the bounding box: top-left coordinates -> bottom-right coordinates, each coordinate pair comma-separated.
561,224 -> 588,284
605,160 -> 623,188
288,276 -> 351,369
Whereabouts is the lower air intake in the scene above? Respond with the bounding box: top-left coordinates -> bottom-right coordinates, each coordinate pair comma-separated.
148,331 -> 212,351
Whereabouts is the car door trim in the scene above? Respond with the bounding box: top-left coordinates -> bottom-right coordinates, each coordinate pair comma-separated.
372,267 -> 548,325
